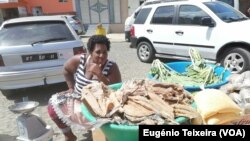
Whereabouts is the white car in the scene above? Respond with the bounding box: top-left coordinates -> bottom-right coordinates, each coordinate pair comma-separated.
124,0 -> 163,42
124,0 -> 240,42
0,15 -> 86,96
130,0 -> 250,73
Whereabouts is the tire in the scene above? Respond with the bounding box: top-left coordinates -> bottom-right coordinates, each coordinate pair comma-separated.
220,48 -> 250,73
137,41 -> 155,63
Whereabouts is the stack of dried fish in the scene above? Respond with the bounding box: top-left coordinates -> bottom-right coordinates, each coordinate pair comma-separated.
81,79 -> 196,125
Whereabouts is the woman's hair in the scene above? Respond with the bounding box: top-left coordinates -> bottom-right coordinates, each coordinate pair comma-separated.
87,35 -> 110,53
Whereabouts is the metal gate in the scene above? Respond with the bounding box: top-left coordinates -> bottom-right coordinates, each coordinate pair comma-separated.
77,0 -> 121,24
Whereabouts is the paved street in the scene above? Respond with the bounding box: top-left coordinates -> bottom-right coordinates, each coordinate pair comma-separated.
0,38 -> 152,141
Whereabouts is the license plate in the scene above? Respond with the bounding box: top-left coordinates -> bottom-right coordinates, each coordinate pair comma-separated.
22,53 -> 58,62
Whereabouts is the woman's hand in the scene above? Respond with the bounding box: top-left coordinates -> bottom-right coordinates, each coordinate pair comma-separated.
88,63 -> 102,76
87,63 -> 110,85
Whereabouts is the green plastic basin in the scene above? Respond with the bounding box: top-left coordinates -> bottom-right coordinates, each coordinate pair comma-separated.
81,82 -> 191,141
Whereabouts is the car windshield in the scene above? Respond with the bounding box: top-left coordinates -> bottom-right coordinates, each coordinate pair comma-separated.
0,21 -> 75,46
204,2 -> 248,23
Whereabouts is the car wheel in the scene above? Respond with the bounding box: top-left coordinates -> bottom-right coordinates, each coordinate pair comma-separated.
137,41 -> 155,63
220,48 -> 250,73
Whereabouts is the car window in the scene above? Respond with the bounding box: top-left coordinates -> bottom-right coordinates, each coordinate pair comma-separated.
134,0 -> 161,19
151,5 -> 175,24
205,2 -> 246,23
178,5 -> 210,25
0,21 -> 75,46
134,8 -> 152,24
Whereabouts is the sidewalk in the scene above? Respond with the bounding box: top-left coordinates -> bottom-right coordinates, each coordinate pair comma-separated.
81,33 -> 126,43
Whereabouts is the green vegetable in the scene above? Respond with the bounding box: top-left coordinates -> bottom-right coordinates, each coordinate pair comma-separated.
150,48 -> 223,87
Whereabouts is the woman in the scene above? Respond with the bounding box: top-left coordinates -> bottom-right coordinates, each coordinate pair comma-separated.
48,35 -> 122,141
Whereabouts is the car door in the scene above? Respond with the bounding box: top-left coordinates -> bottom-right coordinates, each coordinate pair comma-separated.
148,5 -> 177,56
173,4 -> 216,60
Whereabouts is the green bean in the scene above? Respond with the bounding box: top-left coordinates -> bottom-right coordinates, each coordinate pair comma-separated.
150,48 -> 222,87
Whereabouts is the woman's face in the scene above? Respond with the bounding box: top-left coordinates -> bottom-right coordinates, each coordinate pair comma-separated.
90,43 -> 108,65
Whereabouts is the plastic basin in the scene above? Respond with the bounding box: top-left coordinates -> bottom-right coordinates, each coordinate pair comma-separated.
81,82 -> 193,141
148,61 -> 231,91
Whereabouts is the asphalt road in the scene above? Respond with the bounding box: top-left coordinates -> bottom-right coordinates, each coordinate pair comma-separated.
0,42 -> 152,141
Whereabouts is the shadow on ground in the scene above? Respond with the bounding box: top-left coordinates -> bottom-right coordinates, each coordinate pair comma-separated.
0,134 -> 17,141
5,82 -> 68,106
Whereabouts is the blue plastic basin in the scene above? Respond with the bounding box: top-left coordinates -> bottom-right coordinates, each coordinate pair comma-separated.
148,61 -> 231,91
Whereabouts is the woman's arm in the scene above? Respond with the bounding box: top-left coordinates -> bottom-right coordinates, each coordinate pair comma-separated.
87,62 -> 122,85
88,63 -> 110,85
88,62 -> 121,85
106,63 -> 122,84
63,55 -> 81,92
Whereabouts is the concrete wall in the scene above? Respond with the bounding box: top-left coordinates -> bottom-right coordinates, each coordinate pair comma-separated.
109,0 -> 128,33
0,10 -> 3,24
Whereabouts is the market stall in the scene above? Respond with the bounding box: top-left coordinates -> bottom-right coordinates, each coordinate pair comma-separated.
78,48 -> 249,141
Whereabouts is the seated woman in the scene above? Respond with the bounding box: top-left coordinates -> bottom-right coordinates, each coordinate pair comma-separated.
48,35 -> 122,141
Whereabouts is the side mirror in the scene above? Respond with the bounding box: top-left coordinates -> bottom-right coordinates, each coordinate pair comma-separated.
201,17 -> 215,27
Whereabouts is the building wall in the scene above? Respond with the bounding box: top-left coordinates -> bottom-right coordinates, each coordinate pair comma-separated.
0,1 -> 26,20
25,0 -> 74,15
109,0 -> 128,32
105,0 -> 141,33
0,9 -> 3,24
76,0 -> 133,33
0,0 -> 25,8
0,0 -> 76,24
0,0 -> 143,33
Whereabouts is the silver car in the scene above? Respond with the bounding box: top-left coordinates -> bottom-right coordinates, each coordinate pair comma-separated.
0,15 -> 86,96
